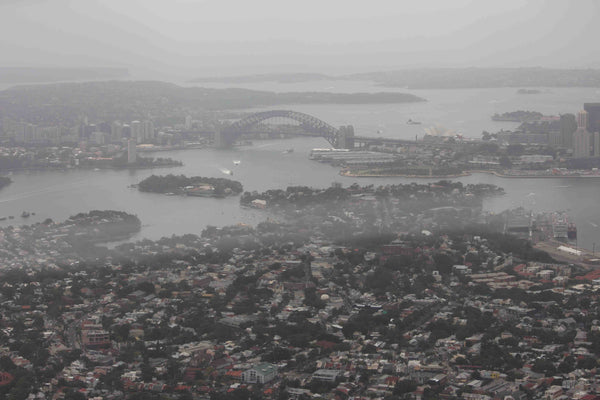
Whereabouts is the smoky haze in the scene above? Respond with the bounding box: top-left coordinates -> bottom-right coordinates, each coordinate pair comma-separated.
1,0 -> 599,79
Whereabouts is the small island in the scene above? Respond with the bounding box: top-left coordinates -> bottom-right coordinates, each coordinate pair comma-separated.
517,88 -> 542,94
492,110 -> 543,122
137,174 -> 243,197
0,176 -> 12,190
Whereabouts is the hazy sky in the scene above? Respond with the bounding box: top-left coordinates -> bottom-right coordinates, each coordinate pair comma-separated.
1,0 -> 599,78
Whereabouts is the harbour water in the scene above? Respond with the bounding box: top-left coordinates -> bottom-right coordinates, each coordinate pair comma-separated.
1,81 -> 600,250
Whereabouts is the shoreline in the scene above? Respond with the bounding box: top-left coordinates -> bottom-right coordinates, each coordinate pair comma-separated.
0,163 -> 183,173
340,169 -> 600,179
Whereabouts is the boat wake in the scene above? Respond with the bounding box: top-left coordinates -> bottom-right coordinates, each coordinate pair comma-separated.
219,167 -> 233,176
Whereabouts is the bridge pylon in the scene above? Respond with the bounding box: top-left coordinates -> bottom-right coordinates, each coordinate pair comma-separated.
213,130 -> 223,148
337,125 -> 355,149
213,129 -> 235,148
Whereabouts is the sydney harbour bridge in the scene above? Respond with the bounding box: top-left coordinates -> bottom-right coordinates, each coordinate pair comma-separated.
215,110 -> 356,149
213,109 -> 419,149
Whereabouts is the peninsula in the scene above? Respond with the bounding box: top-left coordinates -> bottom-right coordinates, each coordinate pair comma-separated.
491,110 -> 543,122
0,81 -> 425,127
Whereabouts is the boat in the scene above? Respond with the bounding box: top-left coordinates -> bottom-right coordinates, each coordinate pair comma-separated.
0,217 -> 6,221
283,148 -> 294,154
550,212 -> 577,242
407,119 -> 422,125
21,211 -> 30,218
233,160 -> 241,166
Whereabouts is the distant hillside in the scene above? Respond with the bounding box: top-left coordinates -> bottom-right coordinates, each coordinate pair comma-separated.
190,68 -> 600,89
189,72 -> 333,84
0,67 -> 129,83
346,67 -> 600,89
0,81 -> 425,126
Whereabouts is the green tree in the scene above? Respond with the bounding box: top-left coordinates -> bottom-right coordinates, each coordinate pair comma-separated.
499,155 -> 512,168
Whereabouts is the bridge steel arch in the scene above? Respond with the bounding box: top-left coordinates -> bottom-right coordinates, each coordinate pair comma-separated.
221,110 -> 344,147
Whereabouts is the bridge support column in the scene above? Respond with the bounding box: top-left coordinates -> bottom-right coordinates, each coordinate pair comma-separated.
337,125 -> 355,149
213,130 -> 233,148
213,130 -> 223,148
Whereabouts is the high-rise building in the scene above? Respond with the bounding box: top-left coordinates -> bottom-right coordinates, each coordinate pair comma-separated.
127,139 -> 137,164
143,120 -> 155,141
122,124 -> 131,139
560,113 -> 577,148
595,132 -> 600,157
110,121 -> 123,142
130,120 -> 143,144
98,121 -> 111,134
572,110 -> 590,158
90,131 -> 106,145
584,103 -> 600,133
577,109 -> 588,129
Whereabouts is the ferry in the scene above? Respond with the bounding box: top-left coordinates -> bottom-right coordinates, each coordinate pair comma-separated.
309,148 -> 350,160
509,209 -> 577,244
535,211 -> 577,243
551,212 -> 577,241
407,119 -> 422,125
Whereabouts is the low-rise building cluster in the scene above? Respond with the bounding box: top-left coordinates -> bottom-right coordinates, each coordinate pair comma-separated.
0,183 -> 597,399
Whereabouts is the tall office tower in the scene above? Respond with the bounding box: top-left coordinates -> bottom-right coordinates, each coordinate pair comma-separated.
90,131 -> 106,145
127,139 -> 137,164
595,132 -> 600,157
572,110 -> 590,158
577,109 -> 588,129
185,115 -> 193,130
110,121 -> 123,142
122,124 -> 131,139
584,103 -> 600,133
560,113 -> 577,148
130,120 -> 143,144
98,121 -> 111,134
143,120 -> 155,141
82,124 -> 96,140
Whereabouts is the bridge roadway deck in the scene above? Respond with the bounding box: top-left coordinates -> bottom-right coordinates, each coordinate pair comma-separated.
353,136 -> 417,146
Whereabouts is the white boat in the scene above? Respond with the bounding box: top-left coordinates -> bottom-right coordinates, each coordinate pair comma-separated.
233,160 -> 241,166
